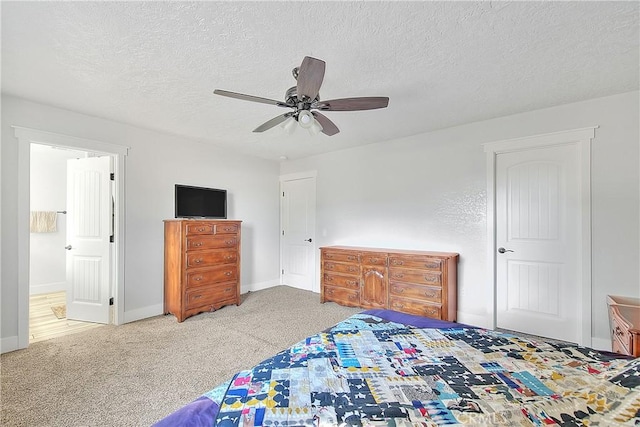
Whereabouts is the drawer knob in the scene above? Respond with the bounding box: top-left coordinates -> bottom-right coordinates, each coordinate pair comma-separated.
225,271 -> 232,276
194,258 -> 202,264
425,291 -> 435,297
369,258 -> 378,263
225,287 -> 232,292
225,240 -> 234,245
393,286 -> 404,293
348,266 -> 357,272
348,294 -> 357,300
347,256 -> 355,261
193,242 -> 203,247
394,273 -> 404,279
194,276 -> 203,281
393,260 -> 404,266
347,280 -> 356,286
425,275 -> 436,282
193,294 -> 202,300
197,227 -> 205,232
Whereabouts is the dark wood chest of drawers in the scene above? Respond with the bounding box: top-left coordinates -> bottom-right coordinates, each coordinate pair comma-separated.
321,246 -> 459,321
164,219 -> 241,322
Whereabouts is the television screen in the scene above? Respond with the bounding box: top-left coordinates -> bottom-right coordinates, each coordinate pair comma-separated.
175,184 -> 227,219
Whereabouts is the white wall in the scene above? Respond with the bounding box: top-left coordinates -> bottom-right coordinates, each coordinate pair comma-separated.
1,95 -> 281,351
29,144 -> 87,294
281,91 -> 640,348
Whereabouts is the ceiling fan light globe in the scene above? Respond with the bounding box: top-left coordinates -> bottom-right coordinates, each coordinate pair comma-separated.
281,117 -> 297,134
308,119 -> 323,136
297,110 -> 314,129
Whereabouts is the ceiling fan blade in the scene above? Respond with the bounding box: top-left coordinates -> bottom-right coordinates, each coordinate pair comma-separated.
253,113 -> 292,133
214,89 -> 289,107
296,57 -> 325,101
314,97 -> 389,111
311,112 -> 340,136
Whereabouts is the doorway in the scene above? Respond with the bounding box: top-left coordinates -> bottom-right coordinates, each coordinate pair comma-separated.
484,127 -> 595,346
29,144 -> 111,342
14,126 -> 128,350
280,172 -> 317,292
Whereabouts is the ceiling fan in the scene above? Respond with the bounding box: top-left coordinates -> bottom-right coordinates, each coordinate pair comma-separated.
213,56 -> 389,136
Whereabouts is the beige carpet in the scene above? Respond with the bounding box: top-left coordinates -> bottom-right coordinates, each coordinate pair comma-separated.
1,286 -> 362,427
50,304 -> 66,319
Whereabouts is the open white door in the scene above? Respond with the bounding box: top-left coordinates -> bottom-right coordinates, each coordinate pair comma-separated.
66,156 -> 112,324
281,177 -> 316,291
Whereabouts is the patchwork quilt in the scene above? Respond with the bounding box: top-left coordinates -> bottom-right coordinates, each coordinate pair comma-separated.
155,311 -> 640,426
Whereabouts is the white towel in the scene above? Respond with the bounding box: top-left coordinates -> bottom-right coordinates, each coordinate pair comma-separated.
30,211 -> 58,233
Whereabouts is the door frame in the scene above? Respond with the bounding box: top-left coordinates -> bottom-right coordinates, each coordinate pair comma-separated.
279,171 -> 317,292
484,127 -> 596,346
14,126 -> 128,350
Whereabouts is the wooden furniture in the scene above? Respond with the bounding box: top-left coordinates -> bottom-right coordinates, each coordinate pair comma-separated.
320,246 -> 459,321
607,295 -> 640,357
164,219 -> 241,322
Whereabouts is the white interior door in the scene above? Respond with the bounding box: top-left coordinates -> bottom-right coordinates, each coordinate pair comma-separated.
66,156 -> 112,323
496,144 -> 580,343
281,177 -> 316,291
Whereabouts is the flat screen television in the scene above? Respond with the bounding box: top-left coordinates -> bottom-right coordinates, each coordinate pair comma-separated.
175,184 -> 227,219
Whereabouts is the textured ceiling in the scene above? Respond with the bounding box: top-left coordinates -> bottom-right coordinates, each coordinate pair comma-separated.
2,1 -> 638,161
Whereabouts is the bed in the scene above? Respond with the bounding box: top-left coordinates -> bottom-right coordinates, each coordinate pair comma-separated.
154,310 -> 640,426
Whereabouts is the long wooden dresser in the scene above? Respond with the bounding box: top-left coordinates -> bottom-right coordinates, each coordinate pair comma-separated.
164,219 -> 241,322
320,246 -> 459,321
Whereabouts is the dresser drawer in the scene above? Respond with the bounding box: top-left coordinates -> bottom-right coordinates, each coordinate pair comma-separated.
360,252 -> 387,266
389,269 -> 442,286
323,262 -> 360,276
612,316 -> 632,354
186,250 -> 237,268
185,222 -> 216,235
323,286 -> 360,307
389,297 -> 442,319
323,251 -> 360,263
389,255 -> 442,271
185,285 -> 237,309
215,223 -> 239,234
389,282 -> 441,303
186,235 -> 238,251
186,265 -> 237,288
323,273 -> 360,289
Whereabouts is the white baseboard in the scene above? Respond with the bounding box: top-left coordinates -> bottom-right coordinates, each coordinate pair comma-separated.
590,337 -> 612,352
1,336 -> 19,354
242,280 -> 279,293
457,311 -> 491,329
123,303 -> 164,324
30,282 -> 65,295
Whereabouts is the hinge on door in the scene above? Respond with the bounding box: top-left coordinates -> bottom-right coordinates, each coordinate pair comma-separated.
282,230 -> 285,236
109,297 -> 114,306
110,235 -> 114,243
282,192 -> 285,197
110,173 -> 115,181
282,269 -> 285,274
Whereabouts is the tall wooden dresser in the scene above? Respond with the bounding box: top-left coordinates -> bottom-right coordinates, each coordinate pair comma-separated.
164,219 -> 241,322
321,246 -> 459,321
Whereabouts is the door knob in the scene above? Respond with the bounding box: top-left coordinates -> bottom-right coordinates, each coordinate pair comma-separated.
65,245 -> 73,250
304,238 -> 312,243
498,247 -> 514,253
